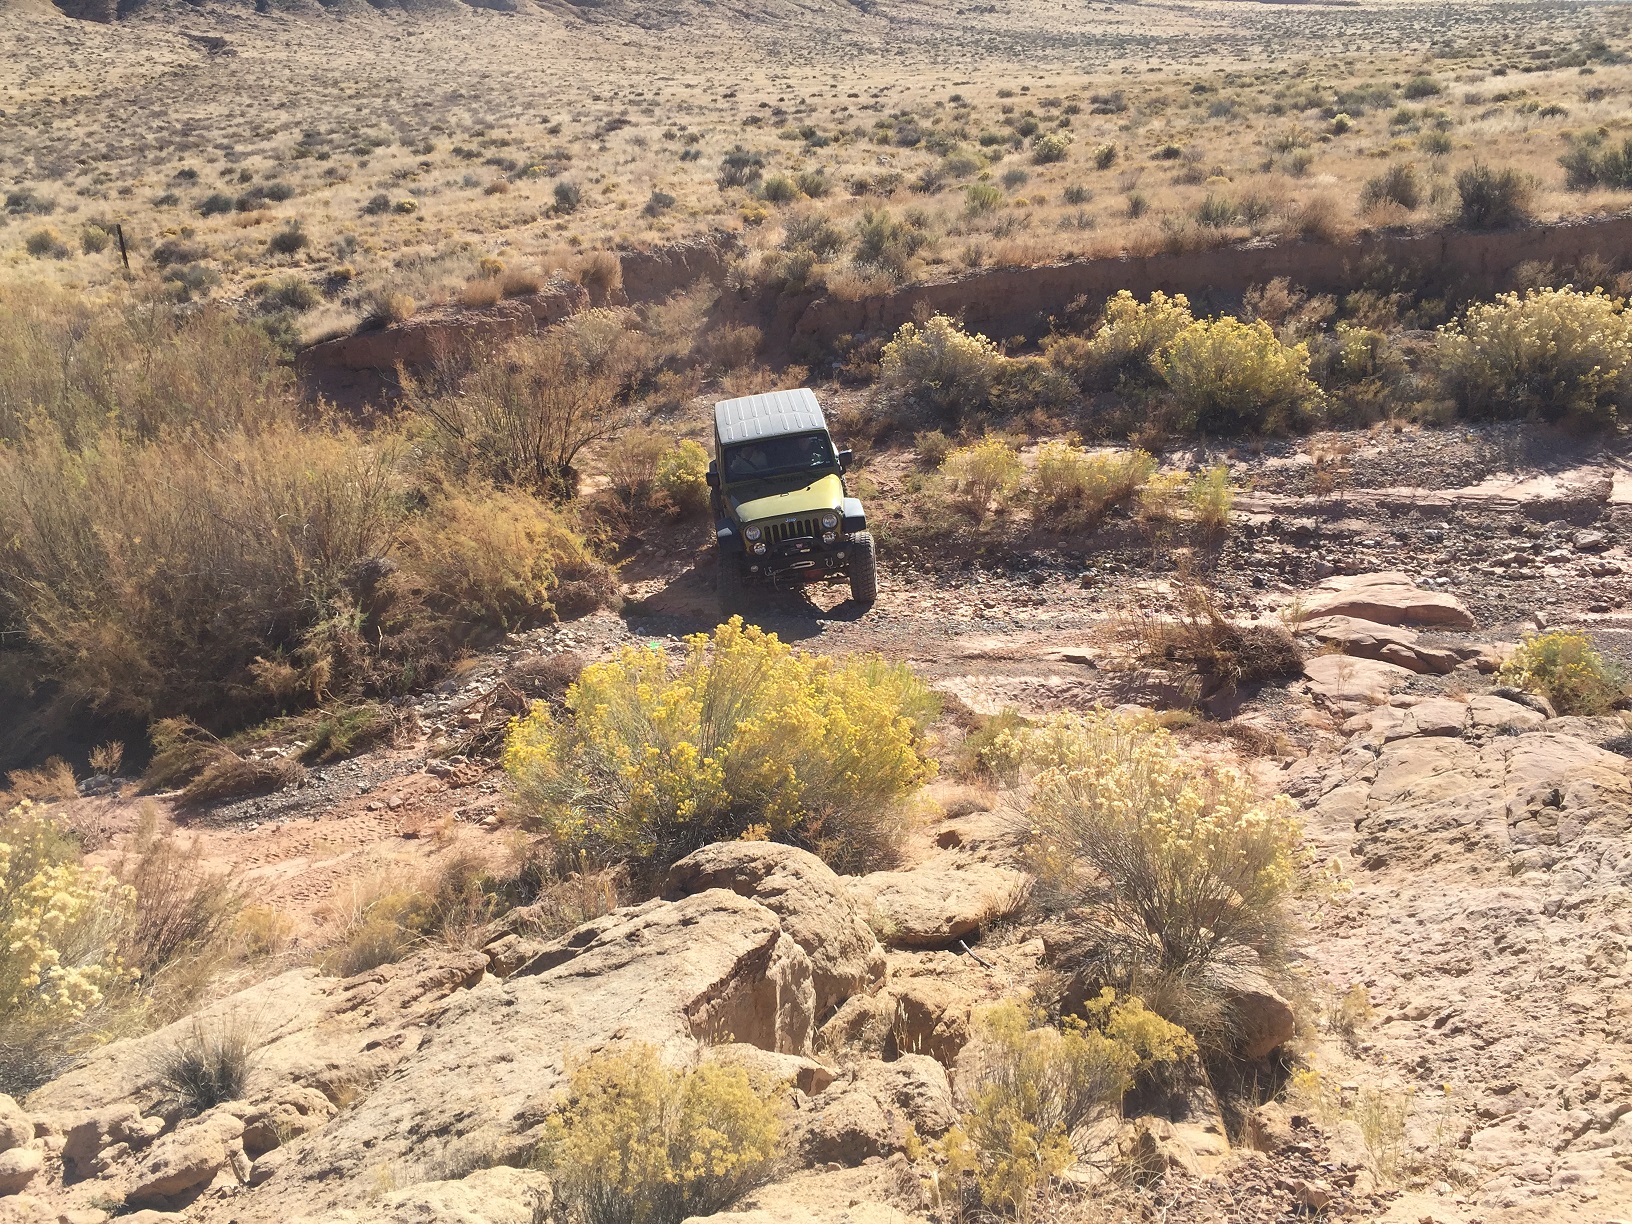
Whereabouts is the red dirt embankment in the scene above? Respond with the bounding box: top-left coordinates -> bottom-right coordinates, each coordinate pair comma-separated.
296,213 -> 1632,400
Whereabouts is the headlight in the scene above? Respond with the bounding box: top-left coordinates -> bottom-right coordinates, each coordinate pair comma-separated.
744,525 -> 762,542
820,512 -> 839,530
752,542 -> 767,555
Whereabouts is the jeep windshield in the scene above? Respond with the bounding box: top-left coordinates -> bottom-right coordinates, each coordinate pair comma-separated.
721,432 -> 836,483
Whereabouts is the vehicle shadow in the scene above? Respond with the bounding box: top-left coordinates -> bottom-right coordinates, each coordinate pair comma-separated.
620,557 -> 863,644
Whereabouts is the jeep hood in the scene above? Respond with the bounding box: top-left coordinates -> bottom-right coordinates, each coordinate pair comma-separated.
731,474 -> 844,522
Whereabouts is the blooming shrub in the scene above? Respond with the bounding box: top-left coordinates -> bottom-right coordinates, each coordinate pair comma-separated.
940,435 -> 1025,519
1024,711 -> 1302,975
653,439 -> 711,518
1155,316 -> 1322,435
1435,288 -> 1632,429
941,997 -> 1191,1217
503,618 -> 937,874
1186,463 -> 1234,531
1,800 -> 133,1026
540,1043 -> 786,1224
1031,130 -> 1073,165
880,315 -> 1005,421
1044,290 -> 1193,391
1029,443 -> 1156,524
1499,631 -> 1625,715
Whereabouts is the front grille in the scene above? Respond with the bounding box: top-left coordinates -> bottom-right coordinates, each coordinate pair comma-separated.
766,516 -> 819,545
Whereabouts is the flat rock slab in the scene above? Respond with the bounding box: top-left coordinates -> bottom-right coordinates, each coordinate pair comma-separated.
1304,653 -> 1414,707
1300,573 -> 1475,631
847,860 -> 1028,949
1301,615 -> 1461,674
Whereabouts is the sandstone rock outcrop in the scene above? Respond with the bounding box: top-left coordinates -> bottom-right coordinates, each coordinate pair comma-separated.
1298,572 -> 1476,630
666,842 -> 885,1016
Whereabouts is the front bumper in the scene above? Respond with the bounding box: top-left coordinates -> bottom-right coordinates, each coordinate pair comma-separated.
740,538 -> 852,584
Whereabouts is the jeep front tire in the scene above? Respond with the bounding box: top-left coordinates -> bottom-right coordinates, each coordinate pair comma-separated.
848,531 -> 877,605
716,545 -> 747,615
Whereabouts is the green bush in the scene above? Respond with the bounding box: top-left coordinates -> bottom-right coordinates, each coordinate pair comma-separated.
554,180 -> 583,213
1454,163 -> 1531,229
23,228 -> 68,259
965,182 -> 1004,216
1043,290 -> 1193,391
1562,134 -> 1632,191
760,173 -> 799,203
1155,316 -> 1323,435
540,1043 -> 786,1224
1360,163 -> 1421,210
503,618 -> 938,876
852,208 -> 929,280
155,1019 -> 256,1115
266,223 -> 309,255
879,314 -> 1005,421
1435,287 -> 1632,428
1499,631 -> 1624,714
1031,131 -> 1072,165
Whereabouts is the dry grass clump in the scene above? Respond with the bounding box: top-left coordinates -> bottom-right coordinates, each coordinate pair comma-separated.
940,435 -> 1025,519
1030,442 -> 1155,524
0,289 -> 614,736
154,1018 -> 257,1115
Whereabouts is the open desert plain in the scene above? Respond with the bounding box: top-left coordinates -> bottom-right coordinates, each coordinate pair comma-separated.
9,0 -> 1632,1222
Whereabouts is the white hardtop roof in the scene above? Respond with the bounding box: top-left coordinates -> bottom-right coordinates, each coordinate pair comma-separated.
713,387 -> 827,446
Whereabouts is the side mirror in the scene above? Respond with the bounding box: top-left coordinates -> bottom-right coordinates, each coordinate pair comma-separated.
837,448 -> 854,471
706,467 -> 719,490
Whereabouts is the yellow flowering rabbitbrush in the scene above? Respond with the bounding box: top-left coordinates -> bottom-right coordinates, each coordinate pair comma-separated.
539,1042 -> 786,1224
1025,711 -> 1302,975
1,800 -> 134,1023
503,617 -> 937,873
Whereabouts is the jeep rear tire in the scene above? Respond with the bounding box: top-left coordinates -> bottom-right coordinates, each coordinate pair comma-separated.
848,531 -> 878,605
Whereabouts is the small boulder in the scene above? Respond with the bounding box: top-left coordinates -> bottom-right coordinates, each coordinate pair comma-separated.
1303,654 -> 1412,708
890,979 -> 973,1066
126,1113 -> 245,1206
0,1147 -> 43,1195
0,1097 -> 30,1155
240,1086 -> 336,1158
367,1165 -> 552,1224
1227,981 -> 1297,1060
705,1043 -> 834,1097
1469,693 -> 1547,731
852,1055 -> 957,1139
61,1106 -> 164,1180
846,860 -> 1027,949
1298,572 -> 1475,630
1119,1116 -> 1200,1181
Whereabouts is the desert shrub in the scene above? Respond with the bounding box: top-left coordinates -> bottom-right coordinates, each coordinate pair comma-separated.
503,618 -> 937,876
760,173 -> 799,203
879,314 -> 1005,421
297,702 -> 403,764
0,799 -> 135,1094
694,323 -> 762,372
266,222 -> 309,255
717,147 -> 765,189
1155,317 -> 1322,435
1402,74 -> 1442,99
1131,586 -> 1302,698
955,708 -> 1031,784
1045,290 -> 1193,391
0,284 -> 295,446
1360,163 -> 1422,211
1499,631 -> 1624,714
199,192 -> 234,216
155,1018 -> 256,1114
1029,442 -> 1156,524
794,169 -> 832,198
362,192 -> 391,215
602,428 -> 669,514
1434,287 -> 1632,428
539,1043 -> 786,1224
1561,134 -> 1632,191
80,224 -> 112,255
941,998 -> 1190,1217
965,181 -> 1004,216
399,487 -> 611,632
23,227 -> 68,259
1454,163 -> 1532,229
653,439 -> 710,518
990,358 -> 1077,417
1024,711 -> 1302,983
782,212 -> 847,260
1031,130 -> 1072,164
114,810 -> 241,1016
553,180 -> 583,213
1186,463 -> 1233,531
852,208 -> 929,281
406,311 -> 652,492
914,428 -> 953,468
1093,143 -> 1118,169
940,435 -> 1025,518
